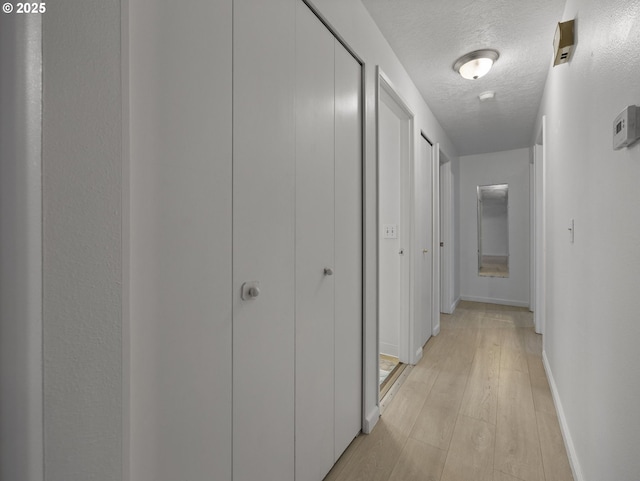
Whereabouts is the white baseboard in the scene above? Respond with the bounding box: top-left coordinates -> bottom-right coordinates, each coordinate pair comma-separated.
451,296 -> 460,313
460,295 -> 529,308
432,323 -> 440,336
440,296 -> 460,315
413,347 -> 423,365
363,405 -> 380,434
542,351 -> 585,481
379,342 -> 398,358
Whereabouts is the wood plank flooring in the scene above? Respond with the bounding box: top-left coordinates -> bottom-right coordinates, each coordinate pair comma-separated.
324,301 -> 574,481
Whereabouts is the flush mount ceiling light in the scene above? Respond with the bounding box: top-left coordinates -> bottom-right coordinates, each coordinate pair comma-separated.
453,49 -> 500,80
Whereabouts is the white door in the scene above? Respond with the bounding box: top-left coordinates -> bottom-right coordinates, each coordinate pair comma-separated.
378,90 -> 407,361
295,3 -> 336,480
129,2 -> 233,480
295,3 -> 363,481
233,1 -> 296,480
418,136 -> 433,346
333,35 -> 363,460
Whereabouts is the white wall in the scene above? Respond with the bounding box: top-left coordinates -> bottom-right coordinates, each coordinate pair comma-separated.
0,13 -> 43,481
42,0 -> 123,479
459,148 -> 530,306
378,99 -> 402,357
532,0 -> 640,479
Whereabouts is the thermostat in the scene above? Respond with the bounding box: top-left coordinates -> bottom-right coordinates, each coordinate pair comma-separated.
613,105 -> 640,150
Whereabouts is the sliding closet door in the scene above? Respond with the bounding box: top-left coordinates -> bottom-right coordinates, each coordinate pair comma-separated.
233,1 -> 296,480
333,43 -> 362,458
295,3 -> 336,481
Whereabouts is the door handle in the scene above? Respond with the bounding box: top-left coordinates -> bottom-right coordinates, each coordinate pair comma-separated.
423,249 -> 429,254
399,249 -> 404,255
324,267 -> 334,276
241,281 -> 261,300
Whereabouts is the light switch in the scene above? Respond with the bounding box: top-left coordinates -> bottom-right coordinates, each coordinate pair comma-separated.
383,224 -> 397,239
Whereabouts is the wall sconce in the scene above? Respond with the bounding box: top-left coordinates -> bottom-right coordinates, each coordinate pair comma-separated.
553,19 -> 575,66
453,49 -> 500,80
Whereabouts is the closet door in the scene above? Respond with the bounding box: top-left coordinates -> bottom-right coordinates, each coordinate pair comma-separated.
295,3 -> 363,480
129,2 -> 233,481
295,3 -> 336,481
233,1 -> 296,480
333,42 -> 362,459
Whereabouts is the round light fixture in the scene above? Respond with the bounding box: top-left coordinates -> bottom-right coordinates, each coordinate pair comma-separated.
453,49 -> 499,80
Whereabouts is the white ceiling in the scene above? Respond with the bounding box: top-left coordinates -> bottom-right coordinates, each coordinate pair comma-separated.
361,0 -> 567,156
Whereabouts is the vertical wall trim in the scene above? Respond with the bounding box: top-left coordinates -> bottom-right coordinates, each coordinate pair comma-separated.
0,12 -> 44,481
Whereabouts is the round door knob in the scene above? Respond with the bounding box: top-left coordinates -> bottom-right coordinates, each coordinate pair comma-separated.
324,267 -> 334,276
423,249 -> 429,253
248,286 -> 260,298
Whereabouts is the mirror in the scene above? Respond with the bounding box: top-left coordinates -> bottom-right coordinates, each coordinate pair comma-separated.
477,184 -> 509,277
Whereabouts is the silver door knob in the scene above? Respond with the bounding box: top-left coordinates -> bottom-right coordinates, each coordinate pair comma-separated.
241,281 -> 261,300
324,267 -> 334,276
423,249 -> 429,254
248,287 -> 260,298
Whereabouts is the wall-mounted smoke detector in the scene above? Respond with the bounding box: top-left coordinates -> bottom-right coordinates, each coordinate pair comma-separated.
553,19 -> 575,66
478,91 -> 495,101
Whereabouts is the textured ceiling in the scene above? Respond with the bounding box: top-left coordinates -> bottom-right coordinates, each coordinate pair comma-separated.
361,0 -> 567,156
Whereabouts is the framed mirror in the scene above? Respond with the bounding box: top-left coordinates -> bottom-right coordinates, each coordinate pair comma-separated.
477,183 -> 509,277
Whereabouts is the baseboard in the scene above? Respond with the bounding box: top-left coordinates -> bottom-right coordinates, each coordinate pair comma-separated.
432,323 -> 440,336
413,347 -> 423,365
440,297 -> 459,315
451,296 -> 460,313
542,351 -> 585,481
363,405 -> 380,434
460,295 -> 529,308
379,342 -> 398,358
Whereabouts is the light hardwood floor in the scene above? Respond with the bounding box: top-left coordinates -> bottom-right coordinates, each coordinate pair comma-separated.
324,301 -> 574,481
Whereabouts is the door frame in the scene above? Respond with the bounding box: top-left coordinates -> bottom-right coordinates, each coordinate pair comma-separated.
439,153 -> 454,315
533,116 -> 547,335
431,144 -> 441,335
376,68 -> 416,376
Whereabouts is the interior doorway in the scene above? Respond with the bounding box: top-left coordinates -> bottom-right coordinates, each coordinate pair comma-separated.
377,71 -> 414,397
439,153 -> 454,314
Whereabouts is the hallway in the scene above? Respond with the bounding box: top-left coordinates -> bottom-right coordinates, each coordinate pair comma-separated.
325,302 -> 573,481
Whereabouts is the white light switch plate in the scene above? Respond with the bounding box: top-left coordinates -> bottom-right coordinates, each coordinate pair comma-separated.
383,224 -> 397,239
